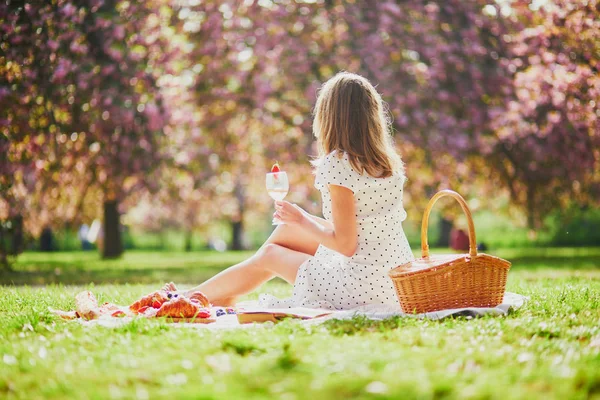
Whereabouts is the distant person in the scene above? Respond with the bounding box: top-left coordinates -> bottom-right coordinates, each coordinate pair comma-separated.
450,228 -> 469,252
86,219 -> 103,252
207,237 -> 227,252
78,224 -> 91,250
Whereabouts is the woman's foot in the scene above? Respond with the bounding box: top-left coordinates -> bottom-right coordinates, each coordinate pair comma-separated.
210,296 -> 237,307
161,282 -> 177,292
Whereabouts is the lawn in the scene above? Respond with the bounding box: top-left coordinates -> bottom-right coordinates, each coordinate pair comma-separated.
1,248 -> 599,399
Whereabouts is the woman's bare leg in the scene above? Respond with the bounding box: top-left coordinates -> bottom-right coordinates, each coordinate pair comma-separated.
185,244 -> 310,306
262,214 -> 332,254
183,217 -> 332,306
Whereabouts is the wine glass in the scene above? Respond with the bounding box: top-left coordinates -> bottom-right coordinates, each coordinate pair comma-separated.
266,171 -> 289,225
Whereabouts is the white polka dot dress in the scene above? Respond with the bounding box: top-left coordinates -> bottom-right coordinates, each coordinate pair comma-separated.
259,150 -> 414,310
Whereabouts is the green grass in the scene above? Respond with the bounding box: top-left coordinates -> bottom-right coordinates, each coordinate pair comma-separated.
1,248 -> 599,399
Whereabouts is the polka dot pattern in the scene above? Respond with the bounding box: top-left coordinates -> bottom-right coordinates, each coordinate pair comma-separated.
259,150 -> 415,310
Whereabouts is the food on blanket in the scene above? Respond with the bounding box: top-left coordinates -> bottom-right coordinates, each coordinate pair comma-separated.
100,302 -> 120,313
188,291 -> 210,307
156,296 -> 208,318
51,288 -> 215,323
111,310 -> 126,317
50,309 -> 78,320
71,292 -> 130,320
271,162 -> 281,173
75,291 -> 100,320
129,290 -> 169,313
215,309 -> 226,317
226,307 -> 236,315
135,306 -> 159,318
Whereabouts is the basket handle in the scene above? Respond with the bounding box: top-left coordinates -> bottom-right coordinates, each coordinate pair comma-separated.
421,190 -> 477,259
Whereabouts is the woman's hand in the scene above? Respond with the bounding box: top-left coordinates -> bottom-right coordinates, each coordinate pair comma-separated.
274,201 -> 307,225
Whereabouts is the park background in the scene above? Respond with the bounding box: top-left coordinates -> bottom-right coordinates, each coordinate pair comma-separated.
1,0 -> 599,263
1,1 -> 599,399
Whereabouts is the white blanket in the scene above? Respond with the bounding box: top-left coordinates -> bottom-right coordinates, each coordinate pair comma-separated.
76,292 -> 527,330
320,292 -> 527,322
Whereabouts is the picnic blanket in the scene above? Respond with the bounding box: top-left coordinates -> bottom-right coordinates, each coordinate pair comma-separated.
73,292 -> 527,330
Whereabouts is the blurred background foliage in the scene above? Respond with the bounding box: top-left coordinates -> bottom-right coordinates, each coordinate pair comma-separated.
1,0 -> 599,266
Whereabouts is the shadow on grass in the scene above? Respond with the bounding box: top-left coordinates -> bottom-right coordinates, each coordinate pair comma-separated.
0,266 -> 227,286
0,250 -> 254,286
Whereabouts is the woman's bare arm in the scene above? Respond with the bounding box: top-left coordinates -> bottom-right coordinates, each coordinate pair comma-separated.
275,185 -> 358,257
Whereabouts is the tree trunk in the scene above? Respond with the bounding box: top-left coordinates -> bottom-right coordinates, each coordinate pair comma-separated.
526,184 -> 536,230
0,223 -> 9,270
11,214 -> 23,255
230,220 -> 244,251
231,179 -> 246,251
184,230 -> 193,252
103,200 -> 123,259
437,216 -> 453,247
40,226 -> 54,252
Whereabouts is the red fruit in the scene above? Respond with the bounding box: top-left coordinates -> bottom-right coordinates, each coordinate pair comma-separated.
196,309 -> 211,319
111,310 -> 126,317
271,162 -> 280,173
138,306 -> 150,314
152,300 -> 162,309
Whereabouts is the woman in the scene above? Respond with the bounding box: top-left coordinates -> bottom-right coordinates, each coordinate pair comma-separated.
184,72 -> 414,310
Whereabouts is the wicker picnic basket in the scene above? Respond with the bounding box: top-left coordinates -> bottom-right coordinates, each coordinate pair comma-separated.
388,190 -> 511,314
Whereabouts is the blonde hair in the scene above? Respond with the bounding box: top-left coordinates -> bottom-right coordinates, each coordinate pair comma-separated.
312,71 -> 404,178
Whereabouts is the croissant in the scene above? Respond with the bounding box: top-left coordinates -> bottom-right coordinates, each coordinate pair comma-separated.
129,290 -> 169,312
75,291 -> 100,320
156,297 -> 200,318
74,292 -> 129,319
188,291 -> 210,308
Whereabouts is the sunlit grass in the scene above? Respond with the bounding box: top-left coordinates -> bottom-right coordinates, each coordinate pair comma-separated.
0,249 -> 599,399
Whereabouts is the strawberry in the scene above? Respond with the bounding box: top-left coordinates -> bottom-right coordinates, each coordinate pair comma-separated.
196,308 -> 211,319
271,162 -> 280,173
111,310 -> 126,317
152,300 -> 162,309
138,306 -> 150,314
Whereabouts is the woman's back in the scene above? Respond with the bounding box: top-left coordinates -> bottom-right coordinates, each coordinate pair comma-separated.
261,72 -> 413,310
315,150 -> 412,268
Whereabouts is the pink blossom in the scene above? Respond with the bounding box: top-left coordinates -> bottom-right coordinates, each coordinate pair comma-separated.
144,103 -> 163,131
380,2 -> 402,17
48,40 -> 59,51
61,4 -> 76,18
113,26 -> 125,41
52,59 -> 71,82
101,65 -> 116,76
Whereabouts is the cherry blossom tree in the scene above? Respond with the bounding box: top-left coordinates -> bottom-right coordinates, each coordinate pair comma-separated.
1,0 -> 175,259
2,0 -> 598,264
487,0 -> 600,229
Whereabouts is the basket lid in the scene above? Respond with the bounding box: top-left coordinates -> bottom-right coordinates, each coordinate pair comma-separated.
389,252 -> 511,279
389,254 -> 471,278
